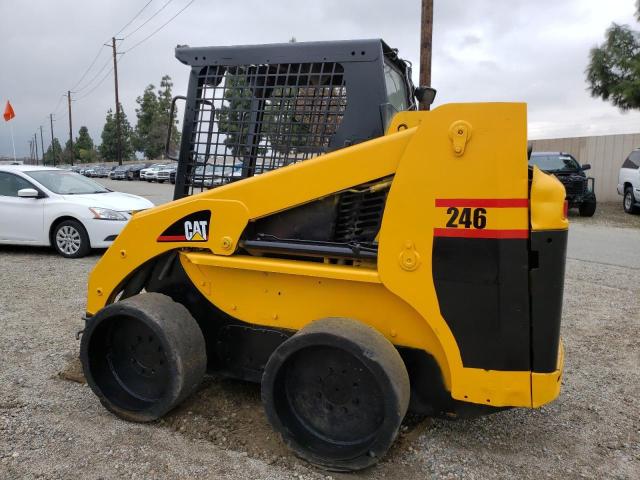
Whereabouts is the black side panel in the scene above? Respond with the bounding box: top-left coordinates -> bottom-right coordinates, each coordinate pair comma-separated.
216,325 -> 291,382
249,196 -> 339,242
432,238 -> 530,371
530,230 -> 567,372
143,255 -> 293,378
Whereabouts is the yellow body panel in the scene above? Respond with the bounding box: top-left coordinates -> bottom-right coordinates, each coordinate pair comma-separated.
531,342 -> 564,408
181,252 -> 452,388
530,165 -> 570,231
86,102 -> 566,409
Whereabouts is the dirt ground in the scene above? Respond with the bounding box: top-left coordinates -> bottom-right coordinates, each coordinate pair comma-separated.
0,206 -> 639,479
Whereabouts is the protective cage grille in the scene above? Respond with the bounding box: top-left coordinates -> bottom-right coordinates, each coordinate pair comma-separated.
184,62 -> 348,195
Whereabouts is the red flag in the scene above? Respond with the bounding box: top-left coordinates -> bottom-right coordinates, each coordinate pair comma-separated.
4,101 -> 15,122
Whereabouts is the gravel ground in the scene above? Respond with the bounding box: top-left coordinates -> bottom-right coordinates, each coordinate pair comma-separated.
1,195 -> 639,479
568,201 -> 640,229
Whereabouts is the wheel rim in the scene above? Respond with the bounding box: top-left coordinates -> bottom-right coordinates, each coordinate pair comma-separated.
279,346 -> 385,457
107,317 -> 169,403
56,225 -> 82,255
625,192 -> 632,210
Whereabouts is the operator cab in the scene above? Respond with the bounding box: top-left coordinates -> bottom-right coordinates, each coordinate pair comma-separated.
169,39 -> 434,199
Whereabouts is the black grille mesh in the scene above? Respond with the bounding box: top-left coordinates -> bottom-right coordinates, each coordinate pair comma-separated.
334,185 -> 389,243
184,62 -> 347,195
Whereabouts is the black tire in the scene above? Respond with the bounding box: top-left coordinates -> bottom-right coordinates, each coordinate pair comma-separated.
261,318 -> 410,472
80,293 -> 206,422
578,197 -> 597,217
52,219 -> 91,258
623,187 -> 638,214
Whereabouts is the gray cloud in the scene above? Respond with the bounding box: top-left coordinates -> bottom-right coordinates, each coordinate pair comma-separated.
1,0 -> 639,158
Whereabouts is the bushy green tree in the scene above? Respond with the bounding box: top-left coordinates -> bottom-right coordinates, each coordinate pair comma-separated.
262,88 -> 312,155
133,75 -> 180,159
64,127 -> 98,164
63,140 -> 75,164
100,107 -> 134,162
586,3 -> 640,110
75,126 -> 94,152
44,138 -> 63,165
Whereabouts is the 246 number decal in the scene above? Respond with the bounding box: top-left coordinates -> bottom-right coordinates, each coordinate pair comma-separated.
446,207 -> 487,229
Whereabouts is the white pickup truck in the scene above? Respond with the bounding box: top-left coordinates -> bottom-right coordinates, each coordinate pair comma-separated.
618,149 -> 640,214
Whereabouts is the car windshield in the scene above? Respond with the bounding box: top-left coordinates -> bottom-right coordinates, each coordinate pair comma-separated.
26,170 -> 110,194
529,154 -> 580,172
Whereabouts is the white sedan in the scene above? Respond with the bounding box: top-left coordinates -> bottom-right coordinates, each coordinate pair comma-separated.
0,165 -> 154,258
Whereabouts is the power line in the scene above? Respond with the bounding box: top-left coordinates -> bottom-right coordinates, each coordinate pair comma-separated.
75,64 -> 116,101
122,0 -> 175,40
116,0 -> 155,36
71,1 -> 155,92
70,44 -> 110,92
124,0 -> 196,53
51,93 -> 66,117
73,57 -> 113,94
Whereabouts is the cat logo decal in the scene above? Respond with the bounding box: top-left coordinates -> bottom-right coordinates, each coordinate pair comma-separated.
157,210 -> 211,242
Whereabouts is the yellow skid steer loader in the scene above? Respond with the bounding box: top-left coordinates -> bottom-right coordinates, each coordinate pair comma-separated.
80,39 -> 567,471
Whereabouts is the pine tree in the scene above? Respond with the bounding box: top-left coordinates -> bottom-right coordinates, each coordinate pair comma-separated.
216,73 -> 254,158
44,138 -> 63,165
75,126 -> 97,163
99,107 -> 134,162
159,75 -> 181,156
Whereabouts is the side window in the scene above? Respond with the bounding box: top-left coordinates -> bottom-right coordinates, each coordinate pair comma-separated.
0,172 -> 35,197
622,151 -> 640,169
383,62 -> 409,113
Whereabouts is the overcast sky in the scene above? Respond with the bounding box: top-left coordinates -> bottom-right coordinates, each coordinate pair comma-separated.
1,0 -> 639,158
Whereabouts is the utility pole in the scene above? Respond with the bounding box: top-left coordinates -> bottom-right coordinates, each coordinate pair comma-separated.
419,0 -> 434,110
49,114 -> 56,167
67,90 -> 74,166
110,37 -> 123,166
39,126 -> 45,165
29,140 -> 34,163
34,133 -> 39,166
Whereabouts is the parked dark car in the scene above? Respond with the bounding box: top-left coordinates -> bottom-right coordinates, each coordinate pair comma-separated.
126,164 -> 146,181
529,151 -> 596,217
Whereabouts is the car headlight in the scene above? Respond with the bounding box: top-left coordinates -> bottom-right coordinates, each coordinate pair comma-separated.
89,207 -> 127,221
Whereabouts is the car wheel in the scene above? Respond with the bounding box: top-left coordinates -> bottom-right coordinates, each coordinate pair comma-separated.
579,196 -> 597,217
623,187 -> 638,214
53,220 -> 91,258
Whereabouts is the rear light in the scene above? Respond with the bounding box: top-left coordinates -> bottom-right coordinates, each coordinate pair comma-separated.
562,200 -> 568,220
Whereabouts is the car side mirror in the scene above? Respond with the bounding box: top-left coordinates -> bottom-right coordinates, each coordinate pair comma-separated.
17,188 -> 39,198
581,164 -> 591,171
414,86 -> 437,107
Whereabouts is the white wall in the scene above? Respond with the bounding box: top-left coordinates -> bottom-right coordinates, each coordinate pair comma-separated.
530,133 -> 640,202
